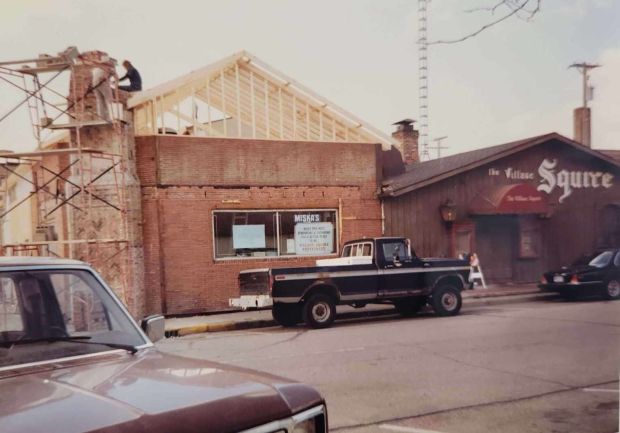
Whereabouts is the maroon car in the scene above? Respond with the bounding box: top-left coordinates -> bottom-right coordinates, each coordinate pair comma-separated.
0,257 -> 327,433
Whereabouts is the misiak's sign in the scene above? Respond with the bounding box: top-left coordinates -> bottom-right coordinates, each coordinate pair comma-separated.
488,159 -> 614,203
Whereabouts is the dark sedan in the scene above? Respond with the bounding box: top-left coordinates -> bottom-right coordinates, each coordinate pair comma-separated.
539,249 -> 620,300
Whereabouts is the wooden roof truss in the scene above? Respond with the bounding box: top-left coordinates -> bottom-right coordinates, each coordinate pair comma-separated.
129,51 -> 396,149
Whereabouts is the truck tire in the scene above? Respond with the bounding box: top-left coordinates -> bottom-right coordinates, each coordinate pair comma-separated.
393,297 -> 426,317
272,303 -> 302,327
431,284 -> 462,316
303,294 -> 336,329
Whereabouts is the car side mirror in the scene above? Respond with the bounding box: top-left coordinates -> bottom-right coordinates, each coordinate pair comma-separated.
141,315 -> 165,342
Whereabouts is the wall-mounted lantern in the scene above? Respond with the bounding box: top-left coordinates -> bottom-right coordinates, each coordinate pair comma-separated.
439,199 -> 457,225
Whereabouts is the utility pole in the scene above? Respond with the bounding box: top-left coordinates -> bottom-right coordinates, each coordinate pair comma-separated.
428,136 -> 448,159
569,62 -> 600,147
569,62 -> 600,108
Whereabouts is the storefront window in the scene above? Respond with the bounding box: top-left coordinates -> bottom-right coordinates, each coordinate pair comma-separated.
213,209 -> 337,259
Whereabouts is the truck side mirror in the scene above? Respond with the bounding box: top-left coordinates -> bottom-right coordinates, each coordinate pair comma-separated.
141,314 -> 165,342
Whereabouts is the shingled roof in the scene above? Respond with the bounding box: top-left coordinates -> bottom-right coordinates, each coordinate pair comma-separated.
382,132 -> 620,197
601,149 -> 620,161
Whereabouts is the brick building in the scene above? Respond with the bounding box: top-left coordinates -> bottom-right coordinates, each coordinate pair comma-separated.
127,51 -> 400,315
137,136 -> 384,314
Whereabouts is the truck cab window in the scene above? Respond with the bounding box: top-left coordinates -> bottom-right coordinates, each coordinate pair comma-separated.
382,242 -> 410,263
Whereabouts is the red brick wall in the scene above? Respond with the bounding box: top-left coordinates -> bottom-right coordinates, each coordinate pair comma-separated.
136,135 -> 382,187
138,136 -> 382,314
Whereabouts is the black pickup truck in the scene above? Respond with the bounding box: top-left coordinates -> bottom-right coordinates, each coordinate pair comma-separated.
234,237 -> 470,328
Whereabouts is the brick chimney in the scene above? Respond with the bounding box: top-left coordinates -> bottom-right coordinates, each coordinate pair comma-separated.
66,50 -> 145,318
392,119 -> 419,164
69,50 -> 118,123
573,107 -> 591,148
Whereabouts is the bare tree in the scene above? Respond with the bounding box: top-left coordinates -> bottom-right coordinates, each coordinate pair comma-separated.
429,0 -> 541,45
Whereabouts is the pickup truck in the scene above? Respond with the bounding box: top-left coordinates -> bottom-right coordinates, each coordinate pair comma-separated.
1,257 -> 328,433
232,237 -> 471,329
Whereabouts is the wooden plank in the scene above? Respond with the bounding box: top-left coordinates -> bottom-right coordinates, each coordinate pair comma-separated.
235,62 -> 242,137
220,69 -> 228,136
0,148 -> 103,159
128,51 -> 246,108
250,70 -> 256,138
306,102 -> 310,140
191,85 -> 197,135
206,77 -> 213,135
278,87 -> 284,139
292,95 -> 297,138
264,79 -> 270,139
176,98 -> 181,134
242,53 -> 396,147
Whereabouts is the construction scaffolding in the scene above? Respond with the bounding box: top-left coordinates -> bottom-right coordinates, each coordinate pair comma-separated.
0,47 -> 132,303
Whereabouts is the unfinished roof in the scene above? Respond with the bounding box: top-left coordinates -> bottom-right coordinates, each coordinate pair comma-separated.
128,51 -> 397,149
382,132 -> 620,197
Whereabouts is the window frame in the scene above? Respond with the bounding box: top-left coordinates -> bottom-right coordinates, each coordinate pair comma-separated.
212,208 -> 339,261
345,241 -> 373,258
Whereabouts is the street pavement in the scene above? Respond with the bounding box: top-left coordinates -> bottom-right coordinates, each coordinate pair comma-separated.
158,298 -> 620,433
164,284 -> 549,336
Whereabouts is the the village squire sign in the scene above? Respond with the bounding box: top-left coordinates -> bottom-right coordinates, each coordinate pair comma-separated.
488,159 -> 614,203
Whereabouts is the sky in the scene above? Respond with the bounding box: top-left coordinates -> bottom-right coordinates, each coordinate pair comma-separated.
0,0 -> 619,156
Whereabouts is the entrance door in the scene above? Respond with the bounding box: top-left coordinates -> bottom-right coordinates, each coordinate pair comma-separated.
475,216 -> 517,282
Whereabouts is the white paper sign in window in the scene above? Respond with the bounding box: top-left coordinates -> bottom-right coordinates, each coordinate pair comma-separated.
294,222 -> 334,255
233,225 -> 266,249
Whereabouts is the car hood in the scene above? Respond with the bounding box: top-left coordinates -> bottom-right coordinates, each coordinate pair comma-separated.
0,348 -> 323,433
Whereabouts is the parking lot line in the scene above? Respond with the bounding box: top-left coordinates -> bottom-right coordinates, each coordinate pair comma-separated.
379,424 -> 447,433
582,387 -> 619,393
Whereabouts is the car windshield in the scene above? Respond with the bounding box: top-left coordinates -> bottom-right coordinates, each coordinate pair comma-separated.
586,251 -> 614,268
0,269 -> 146,368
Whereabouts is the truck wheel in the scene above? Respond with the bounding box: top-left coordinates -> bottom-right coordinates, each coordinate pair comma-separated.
431,284 -> 462,316
603,280 -> 620,300
272,304 -> 302,327
394,298 -> 426,317
303,294 -> 336,329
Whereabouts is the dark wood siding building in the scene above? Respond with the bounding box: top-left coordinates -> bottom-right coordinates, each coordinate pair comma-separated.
381,133 -> 620,284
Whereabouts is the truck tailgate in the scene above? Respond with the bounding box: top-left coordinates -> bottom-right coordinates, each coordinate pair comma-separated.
239,268 -> 270,295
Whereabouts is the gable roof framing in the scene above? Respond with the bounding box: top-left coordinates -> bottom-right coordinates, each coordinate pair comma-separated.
128,51 -> 397,149
382,132 -> 620,197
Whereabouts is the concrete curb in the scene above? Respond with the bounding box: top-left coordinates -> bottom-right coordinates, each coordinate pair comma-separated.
165,291 -> 555,338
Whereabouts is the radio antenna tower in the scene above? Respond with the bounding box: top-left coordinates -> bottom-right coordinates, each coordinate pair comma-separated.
418,0 -> 430,161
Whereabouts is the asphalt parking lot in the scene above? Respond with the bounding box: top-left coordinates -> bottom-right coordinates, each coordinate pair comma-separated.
159,298 -> 620,433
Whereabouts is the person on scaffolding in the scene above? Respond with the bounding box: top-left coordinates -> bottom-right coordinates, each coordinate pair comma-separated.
118,60 -> 142,92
